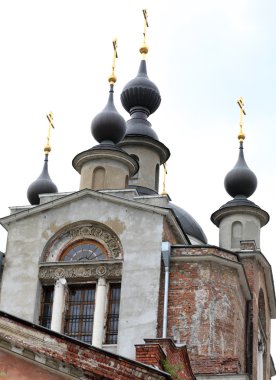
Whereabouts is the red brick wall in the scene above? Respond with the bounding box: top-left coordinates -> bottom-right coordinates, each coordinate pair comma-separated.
136,338 -> 195,380
240,255 -> 272,380
0,313 -> 172,380
158,247 -> 247,375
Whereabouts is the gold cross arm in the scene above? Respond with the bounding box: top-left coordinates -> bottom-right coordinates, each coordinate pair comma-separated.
113,38 -> 118,59
46,112 -> 55,129
143,9 -> 149,28
237,97 -> 246,115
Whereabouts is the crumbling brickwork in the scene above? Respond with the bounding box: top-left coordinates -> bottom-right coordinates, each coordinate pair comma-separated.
158,246 -> 248,375
0,312 -> 172,380
239,253 -> 272,380
136,338 -> 195,380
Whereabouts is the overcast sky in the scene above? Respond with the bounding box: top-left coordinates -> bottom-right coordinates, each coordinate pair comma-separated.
0,0 -> 275,359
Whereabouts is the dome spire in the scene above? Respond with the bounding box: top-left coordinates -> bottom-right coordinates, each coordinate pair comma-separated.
224,98 -> 257,199
140,9 -> 149,59
27,113 -> 58,205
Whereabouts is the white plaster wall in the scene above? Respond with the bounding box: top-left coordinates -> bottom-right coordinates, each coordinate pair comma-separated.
123,145 -> 160,190
0,214 -> 44,321
0,193 -> 164,360
117,209 -> 163,358
219,213 -> 261,251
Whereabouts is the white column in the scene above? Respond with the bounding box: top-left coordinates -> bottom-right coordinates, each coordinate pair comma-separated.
92,277 -> 107,348
51,278 -> 67,333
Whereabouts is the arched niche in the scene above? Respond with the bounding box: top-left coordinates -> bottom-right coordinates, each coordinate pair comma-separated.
92,166 -> 105,189
231,221 -> 243,248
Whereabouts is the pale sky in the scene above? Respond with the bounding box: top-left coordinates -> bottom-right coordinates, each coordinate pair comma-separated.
0,0 -> 275,360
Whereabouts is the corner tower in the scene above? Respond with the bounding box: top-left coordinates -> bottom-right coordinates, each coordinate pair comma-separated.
211,98 -> 269,251
119,10 -> 170,195
27,113 -> 58,205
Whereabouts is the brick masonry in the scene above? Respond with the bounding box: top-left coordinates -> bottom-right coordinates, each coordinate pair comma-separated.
158,246 -> 248,375
0,312 -> 172,380
239,253 -> 272,380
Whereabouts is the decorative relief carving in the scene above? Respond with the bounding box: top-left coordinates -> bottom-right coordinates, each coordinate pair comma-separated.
69,226 -> 121,258
39,262 -> 122,283
42,222 -> 123,262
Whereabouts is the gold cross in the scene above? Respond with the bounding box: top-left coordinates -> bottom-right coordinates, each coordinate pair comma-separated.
237,97 -> 246,142
109,38 -> 118,85
44,112 -> 55,154
140,9 -> 149,58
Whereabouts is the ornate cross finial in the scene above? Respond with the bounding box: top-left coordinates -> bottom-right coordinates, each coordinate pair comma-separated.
108,38 -> 118,85
237,97 -> 246,142
161,163 -> 168,195
140,9 -> 149,58
44,112 -> 55,155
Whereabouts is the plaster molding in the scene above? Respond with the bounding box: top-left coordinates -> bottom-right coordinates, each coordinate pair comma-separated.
39,261 -> 122,284
42,221 -> 123,262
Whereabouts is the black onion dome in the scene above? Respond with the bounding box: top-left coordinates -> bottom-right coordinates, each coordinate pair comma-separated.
91,85 -> 126,144
224,142 -> 257,198
27,155 -> 58,205
120,60 -> 161,115
170,203 -> 208,244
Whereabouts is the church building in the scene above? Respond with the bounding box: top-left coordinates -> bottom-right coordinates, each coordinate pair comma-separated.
0,10 -> 275,380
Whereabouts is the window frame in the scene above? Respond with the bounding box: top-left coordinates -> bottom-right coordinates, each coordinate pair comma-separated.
105,282 -> 121,345
64,284 -> 96,344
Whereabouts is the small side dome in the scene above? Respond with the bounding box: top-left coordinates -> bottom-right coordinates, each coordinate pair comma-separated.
224,142 -> 257,198
91,85 -> 126,144
121,60 -> 161,116
27,156 -> 58,205
170,203 -> 208,244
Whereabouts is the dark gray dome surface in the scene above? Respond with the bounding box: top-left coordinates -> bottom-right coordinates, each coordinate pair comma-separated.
27,156 -> 58,205
125,117 -> 159,140
219,195 -> 260,209
121,60 -> 161,115
224,143 -> 257,198
91,86 -> 126,144
170,203 -> 208,244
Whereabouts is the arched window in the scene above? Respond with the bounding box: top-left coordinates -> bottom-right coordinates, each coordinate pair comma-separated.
155,164 -> 160,192
130,155 -> 139,180
60,240 -> 107,262
39,223 -> 123,345
257,289 -> 267,380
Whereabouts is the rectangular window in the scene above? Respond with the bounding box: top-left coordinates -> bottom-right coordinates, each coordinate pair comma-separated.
39,286 -> 54,329
105,283 -> 121,344
64,285 -> 96,344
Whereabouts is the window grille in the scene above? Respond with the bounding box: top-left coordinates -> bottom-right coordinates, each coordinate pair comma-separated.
40,286 -> 54,329
64,285 -> 96,344
105,284 -> 121,344
61,240 -> 106,262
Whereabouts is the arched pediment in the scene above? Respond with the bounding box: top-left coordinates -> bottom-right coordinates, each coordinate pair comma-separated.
41,221 -> 123,262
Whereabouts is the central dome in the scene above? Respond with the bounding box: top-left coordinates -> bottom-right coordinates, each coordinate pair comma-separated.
121,60 -> 161,115
170,203 -> 207,244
